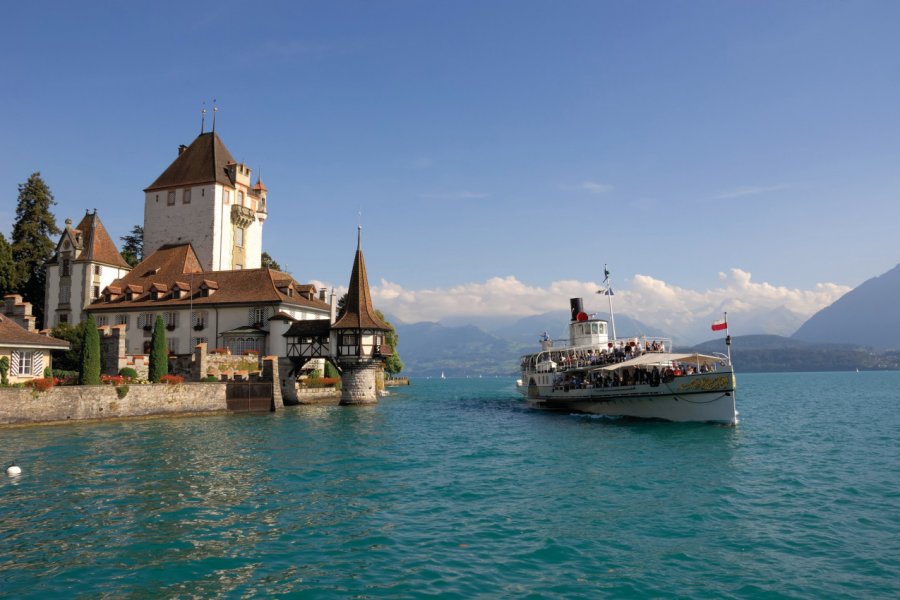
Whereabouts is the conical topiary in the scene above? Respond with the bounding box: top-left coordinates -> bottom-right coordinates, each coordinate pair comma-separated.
80,314 -> 101,385
148,314 -> 168,383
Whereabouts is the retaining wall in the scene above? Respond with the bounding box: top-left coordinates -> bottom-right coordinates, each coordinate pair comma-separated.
0,383 -> 228,426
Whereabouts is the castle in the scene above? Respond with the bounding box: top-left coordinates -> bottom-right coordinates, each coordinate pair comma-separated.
44,129 -> 333,359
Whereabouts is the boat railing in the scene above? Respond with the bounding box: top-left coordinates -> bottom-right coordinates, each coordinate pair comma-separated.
521,336 -> 675,373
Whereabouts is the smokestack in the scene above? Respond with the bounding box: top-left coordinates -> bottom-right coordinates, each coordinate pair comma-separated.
570,298 -> 584,322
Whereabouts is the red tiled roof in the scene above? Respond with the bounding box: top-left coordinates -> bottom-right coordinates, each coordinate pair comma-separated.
0,315 -> 70,349
67,212 -> 131,269
145,132 -> 238,191
332,229 -> 390,331
86,244 -> 330,312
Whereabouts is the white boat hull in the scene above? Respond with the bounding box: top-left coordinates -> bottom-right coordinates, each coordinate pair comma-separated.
520,371 -> 737,425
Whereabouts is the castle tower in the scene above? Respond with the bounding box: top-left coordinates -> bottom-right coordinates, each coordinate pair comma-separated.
331,227 -> 392,405
142,131 -> 267,272
44,210 -> 132,327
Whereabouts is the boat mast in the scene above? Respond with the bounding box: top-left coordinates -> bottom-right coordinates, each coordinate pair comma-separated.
602,264 -> 617,341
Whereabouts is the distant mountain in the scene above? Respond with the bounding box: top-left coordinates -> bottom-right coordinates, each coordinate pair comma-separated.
793,262 -> 900,349
394,321 -> 523,377
689,334 -> 900,373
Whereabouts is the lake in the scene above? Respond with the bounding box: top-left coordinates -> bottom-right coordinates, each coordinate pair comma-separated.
1,372 -> 898,598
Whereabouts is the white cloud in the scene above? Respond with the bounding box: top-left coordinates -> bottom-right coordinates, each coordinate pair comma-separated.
561,181 -> 613,194
713,184 -> 788,200
369,269 -> 850,336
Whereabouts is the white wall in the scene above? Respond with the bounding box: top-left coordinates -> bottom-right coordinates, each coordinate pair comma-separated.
143,185 -> 217,270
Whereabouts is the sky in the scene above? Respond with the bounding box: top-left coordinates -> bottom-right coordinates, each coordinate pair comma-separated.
1,1 -> 898,333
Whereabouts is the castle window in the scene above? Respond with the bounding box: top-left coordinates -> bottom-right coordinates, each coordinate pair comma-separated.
116,314 -> 128,327
183,189 -> 191,204
17,351 -> 34,376
238,191 -> 244,205
249,306 -> 268,326
224,190 -> 231,205
94,265 -> 102,275
96,315 -> 109,326
168,339 -> 178,354
92,286 -> 100,299
58,313 -> 69,325
192,310 -> 207,329
164,311 -> 178,329
138,313 -> 155,329
235,227 -> 244,248
61,259 -> 70,277
167,190 -> 176,205
191,336 -> 208,348
201,188 -> 205,197
60,285 -> 71,304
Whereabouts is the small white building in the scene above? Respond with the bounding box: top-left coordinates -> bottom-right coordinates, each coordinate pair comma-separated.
1,295 -> 70,383
44,211 -> 132,328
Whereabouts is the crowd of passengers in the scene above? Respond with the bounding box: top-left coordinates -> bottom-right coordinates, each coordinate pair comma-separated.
552,362 -> 717,391
527,339 -> 668,372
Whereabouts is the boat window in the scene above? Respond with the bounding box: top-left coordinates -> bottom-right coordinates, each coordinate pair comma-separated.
592,323 -> 599,334
598,323 -> 605,334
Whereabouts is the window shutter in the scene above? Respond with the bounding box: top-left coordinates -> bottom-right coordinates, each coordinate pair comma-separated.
33,351 -> 43,376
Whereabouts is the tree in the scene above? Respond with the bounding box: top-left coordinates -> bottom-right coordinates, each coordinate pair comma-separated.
336,292 -> 348,320
148,314 -> 168,382
51,321 -> 88,372
80,314 -> 101,385
375,309 -> 403,375
11,172 -> 60,326
120,225 -> 144,268
261,251 -> 281,271
0,232 -> 16,295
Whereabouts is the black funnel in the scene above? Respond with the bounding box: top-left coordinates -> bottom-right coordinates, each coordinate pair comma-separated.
570,298 -> 583,322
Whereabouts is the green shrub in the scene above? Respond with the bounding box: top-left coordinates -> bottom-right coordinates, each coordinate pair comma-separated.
115,384 -> 129,399
0,356 -> 9,386
43,366 -> 53,378
202,375 -> 218,382
118,367 -> 139,381
148,315 -> 168,383
51,370 -> 79,385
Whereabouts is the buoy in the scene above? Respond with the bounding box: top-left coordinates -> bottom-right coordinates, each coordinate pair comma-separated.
7,464 -> 22,476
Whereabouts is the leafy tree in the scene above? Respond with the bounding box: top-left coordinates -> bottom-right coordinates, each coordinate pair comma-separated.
80,314 -> 101,385
119,225 -> 144,267
11,172 -> 60,326
148,314 -> 168,382
51,321 -> 87,372
261,251 -> 281,271
0,232 -> 16,295
375,309 -> 403,375
336,292 -> 348,320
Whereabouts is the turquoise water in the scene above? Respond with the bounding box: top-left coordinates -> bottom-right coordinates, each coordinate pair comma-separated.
1,373 -> 899,598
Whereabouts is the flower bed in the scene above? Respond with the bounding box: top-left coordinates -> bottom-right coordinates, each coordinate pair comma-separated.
101,374 -> 126,386
160,374 -> 184,385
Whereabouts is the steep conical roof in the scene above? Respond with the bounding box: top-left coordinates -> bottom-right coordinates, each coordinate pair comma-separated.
332,228 -> 390,331
72,211 -> 131,269
144,131 -> 237,191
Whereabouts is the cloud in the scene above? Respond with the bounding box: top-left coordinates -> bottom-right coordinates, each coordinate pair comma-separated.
419,191 -> 489,200
712,184 -> 788,200
561,181 -> 613,194
368,269 -> 850,334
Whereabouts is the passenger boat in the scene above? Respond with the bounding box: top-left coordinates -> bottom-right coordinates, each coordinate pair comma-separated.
518,297 -> 736,425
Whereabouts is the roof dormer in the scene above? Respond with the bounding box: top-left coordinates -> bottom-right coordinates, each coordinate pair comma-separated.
125,284 -> 143,301
103,285 -> 122,302
149,282 -> 168,300
171,281 -> 190,299
199,279 -> 218,297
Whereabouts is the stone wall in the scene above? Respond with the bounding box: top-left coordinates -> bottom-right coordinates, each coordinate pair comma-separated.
0,382 -> 228,426
340,361 -> 379,405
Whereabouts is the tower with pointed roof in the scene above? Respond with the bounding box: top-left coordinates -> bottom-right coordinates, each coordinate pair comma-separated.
44,210 -> 132,327
143,131 -> 267,272
331,227 -> 392,404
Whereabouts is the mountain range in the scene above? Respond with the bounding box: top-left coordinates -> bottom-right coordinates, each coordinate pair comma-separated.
390,262 -> 900,376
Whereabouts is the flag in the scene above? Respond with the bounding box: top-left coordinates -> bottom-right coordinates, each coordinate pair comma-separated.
711,319 -> 728,332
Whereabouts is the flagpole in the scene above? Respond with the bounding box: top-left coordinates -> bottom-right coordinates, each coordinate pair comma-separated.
724,311 -> 732,365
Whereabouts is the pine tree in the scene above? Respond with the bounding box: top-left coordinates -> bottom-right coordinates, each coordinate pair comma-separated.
148,314 -> 168,382
80,314 -> 101,385
0,232 -> 16,295
120,225 -> 143,268
11,173 -> 60,326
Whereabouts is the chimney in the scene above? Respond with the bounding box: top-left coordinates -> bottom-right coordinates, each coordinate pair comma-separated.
178,144 -> 188,155
570,298 -> 584,322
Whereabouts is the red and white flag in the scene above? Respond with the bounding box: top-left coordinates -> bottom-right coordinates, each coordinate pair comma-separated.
711,319 -> 728,332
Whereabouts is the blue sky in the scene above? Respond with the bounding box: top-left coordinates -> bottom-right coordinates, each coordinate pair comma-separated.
1,1 -> 898,328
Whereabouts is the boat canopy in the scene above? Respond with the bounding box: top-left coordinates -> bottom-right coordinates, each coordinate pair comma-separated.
599,352 -> 724,372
